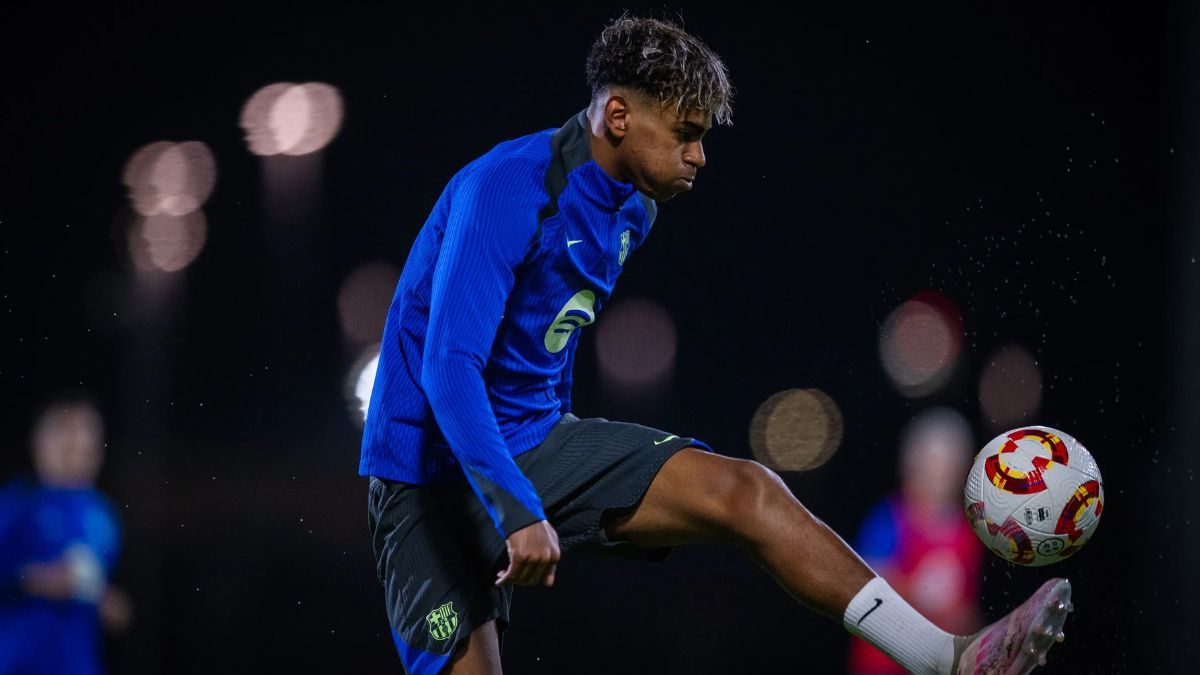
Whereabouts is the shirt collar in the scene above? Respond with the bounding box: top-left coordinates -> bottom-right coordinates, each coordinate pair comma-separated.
552,110 -> 638,209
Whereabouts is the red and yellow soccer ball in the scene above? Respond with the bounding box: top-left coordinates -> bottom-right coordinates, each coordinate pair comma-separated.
964,426 -> 1104,566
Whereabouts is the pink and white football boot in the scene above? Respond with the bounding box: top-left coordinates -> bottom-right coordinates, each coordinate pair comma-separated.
953,578 -> 1073,675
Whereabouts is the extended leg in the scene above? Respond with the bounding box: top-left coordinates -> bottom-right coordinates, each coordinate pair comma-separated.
605,447 -> 872,618
605,447 -> 1072,675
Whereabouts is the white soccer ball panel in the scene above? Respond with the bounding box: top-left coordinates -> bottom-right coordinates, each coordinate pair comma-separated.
1066,441 -> 1103,482
962,425 -> 1104,566
1016,488 -> 1060,535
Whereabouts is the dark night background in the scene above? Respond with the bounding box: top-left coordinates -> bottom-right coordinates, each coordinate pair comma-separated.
2,1 -> 1196,672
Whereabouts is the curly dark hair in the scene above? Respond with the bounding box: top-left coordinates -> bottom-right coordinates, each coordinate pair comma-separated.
586,14 -> 733,125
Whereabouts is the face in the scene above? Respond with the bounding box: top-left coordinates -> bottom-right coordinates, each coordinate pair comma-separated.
900,425 -> 971,509
607,92 -> 712,201
32,404 -> 105,488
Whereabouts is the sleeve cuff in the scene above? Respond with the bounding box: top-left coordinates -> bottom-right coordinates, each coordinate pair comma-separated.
466,468 -> 547,538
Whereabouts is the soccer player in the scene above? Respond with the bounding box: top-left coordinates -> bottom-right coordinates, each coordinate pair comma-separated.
0,392 -> 130,675
360,15 -> 1073,675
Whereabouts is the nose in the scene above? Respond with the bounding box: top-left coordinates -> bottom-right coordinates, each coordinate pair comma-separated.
683,140 -> 706,169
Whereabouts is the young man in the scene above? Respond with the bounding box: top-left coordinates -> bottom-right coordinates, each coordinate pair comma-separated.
360,15 -> 1073,675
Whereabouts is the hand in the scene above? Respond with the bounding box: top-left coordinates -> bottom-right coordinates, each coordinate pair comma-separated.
495,520 -> 560,588
20,545 -> 105,602
20,559 -> 76,600
99,585 -> 133,633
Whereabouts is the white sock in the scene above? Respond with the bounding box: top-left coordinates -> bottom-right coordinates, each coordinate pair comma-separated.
842,576 -> 956,675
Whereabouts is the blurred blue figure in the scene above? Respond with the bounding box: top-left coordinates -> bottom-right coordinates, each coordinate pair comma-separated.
0,393 -> 130,675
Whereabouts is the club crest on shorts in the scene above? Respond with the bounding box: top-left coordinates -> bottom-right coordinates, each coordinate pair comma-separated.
618,229 -> 631,265
426,601 -> 458,641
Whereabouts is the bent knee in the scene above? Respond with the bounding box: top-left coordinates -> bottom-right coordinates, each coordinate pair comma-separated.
700,457 -> 793,538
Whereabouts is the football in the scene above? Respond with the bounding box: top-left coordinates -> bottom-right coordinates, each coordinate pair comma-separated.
964,426 -> 1104,566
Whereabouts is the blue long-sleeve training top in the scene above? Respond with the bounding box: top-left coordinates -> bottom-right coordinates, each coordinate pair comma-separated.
359,110 -> 658,537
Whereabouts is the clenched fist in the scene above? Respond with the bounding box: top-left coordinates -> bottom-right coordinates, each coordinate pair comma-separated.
495,520 -> 560,587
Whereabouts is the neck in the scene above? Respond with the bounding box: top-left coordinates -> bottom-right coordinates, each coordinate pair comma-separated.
585,104 -> 628,184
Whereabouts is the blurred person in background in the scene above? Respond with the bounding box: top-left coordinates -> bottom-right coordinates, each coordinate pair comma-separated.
848,407 -> 984,674
0,391 -> 131,675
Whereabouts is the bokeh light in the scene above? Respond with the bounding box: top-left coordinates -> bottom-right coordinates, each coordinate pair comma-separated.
346,344 -> 381,427
594,297 -> 678,390
240,82 -> 344,156
122,141 -> 217,216
979,343 -> 1043,429
127,211 -> 208,273
879,290 -> 963,397
749,388 -> 844,471
337,262 -> 400,346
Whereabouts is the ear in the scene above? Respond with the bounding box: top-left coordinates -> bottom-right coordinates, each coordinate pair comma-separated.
602,94 -> 630,139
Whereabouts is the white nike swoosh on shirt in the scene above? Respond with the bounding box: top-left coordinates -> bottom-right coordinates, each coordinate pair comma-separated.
567,239 -> 583,247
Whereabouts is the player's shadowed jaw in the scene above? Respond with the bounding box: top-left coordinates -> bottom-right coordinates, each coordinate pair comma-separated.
586,90 -> 711,202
